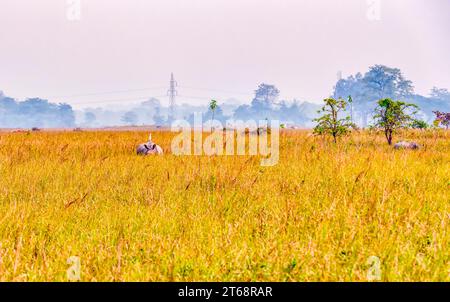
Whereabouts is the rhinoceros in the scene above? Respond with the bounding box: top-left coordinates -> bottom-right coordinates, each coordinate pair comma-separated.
137,134 -> 163,155
394,141 -> 420,150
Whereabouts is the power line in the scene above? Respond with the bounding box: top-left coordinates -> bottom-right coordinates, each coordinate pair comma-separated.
178,85 -> 252,96
37,84 -> 253,103
68,95 -> 168,105
67,94 -> 242,106
67,94 -> 224,106
42,86 -> 167,99
177,95 -> 209,100
34,81 -> 258,106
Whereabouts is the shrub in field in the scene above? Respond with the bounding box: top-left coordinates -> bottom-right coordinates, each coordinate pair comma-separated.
313,97 -> 357,143
433,111 -> 450,129
372,99 -> 418,145
411,119 -> 429,130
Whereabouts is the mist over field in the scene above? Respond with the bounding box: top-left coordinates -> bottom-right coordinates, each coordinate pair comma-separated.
1,0 -> 449,129
1,64 -> 449,128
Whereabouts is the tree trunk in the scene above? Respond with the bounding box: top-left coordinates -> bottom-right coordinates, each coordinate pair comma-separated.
386,130 -> 393,145
211,110 -> 215,132
385,129 -> 392,145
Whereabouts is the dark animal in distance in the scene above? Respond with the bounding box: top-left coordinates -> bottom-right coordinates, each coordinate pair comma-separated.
394,141 -> 420,150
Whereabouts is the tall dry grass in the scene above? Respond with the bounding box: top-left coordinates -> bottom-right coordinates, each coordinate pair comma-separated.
0,129 -> 448,281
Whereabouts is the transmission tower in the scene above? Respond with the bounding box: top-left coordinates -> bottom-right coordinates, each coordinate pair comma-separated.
167,73 -> 178,119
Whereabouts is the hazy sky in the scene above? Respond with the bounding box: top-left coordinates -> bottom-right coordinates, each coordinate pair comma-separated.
0,0 -> 449,108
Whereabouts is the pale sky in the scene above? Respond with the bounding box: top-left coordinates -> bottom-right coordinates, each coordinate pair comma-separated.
0,0 -> 449,108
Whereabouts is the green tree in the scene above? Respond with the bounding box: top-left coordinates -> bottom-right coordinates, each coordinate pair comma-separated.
209,99 -> 218,131
313,98 -> 357,143
333,65 -> 414,127
411,119 -> 428,129
348,95 -> 354,123
209,99 -> 218,120
372,99 -> 418,145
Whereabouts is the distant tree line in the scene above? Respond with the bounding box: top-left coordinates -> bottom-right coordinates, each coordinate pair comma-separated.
0,92 -> 75,128
1,64 -> 449,129
333,65 -> 450,127
313,96 -> 447,145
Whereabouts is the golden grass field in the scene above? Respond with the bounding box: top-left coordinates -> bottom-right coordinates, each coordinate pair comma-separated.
0,129 -> 448,281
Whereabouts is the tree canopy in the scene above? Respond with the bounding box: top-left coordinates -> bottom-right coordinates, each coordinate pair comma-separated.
372,99 -> 418,145
313,98 -> 357,143
333,65 -> 414,127
0,95 -> 75,128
